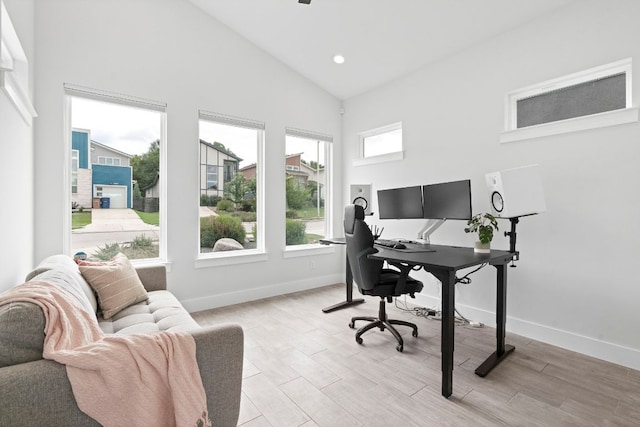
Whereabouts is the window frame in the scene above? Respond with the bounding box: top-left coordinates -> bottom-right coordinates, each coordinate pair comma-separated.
284,127 -> 333,253
63,83 -> 168,265
501,58 -> 638,143
196,110 -> 266,266
353,122 -> 404,166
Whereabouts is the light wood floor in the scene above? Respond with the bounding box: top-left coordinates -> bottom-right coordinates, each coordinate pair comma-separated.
192,284 -> 640,427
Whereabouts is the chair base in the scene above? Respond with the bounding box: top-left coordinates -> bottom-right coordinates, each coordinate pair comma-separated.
349,299 -> 418,352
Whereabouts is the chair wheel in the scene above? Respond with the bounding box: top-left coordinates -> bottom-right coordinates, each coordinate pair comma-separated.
348,321 -> 355,329
412,330 -> 418,337
356,337 -> 363,345
396,344 -> 403,352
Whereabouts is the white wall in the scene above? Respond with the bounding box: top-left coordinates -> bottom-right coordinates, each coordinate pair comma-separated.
33,0 -> 344,306
342,0 -> 640,370
0,0 -> 35,292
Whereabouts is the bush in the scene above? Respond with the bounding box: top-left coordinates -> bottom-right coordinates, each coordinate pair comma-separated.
216,199 -> 235,212
286,219 -> 306,245
229,211 -> 256,222
200,215 -> 246,248
93,243 -> 123,261
200,194 -> 221,207
285,210 -> 298,219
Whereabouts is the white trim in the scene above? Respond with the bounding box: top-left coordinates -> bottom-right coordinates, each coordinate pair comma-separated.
413,293 -> 640,371
283,244 -> 335,258
0,1 -> 37,125
195,250 -> 269,268
353,150 -> 404,166
500,107 -> 639,143
181,274 -> 343,313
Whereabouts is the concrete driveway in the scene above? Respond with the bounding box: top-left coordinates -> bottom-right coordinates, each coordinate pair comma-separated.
72,209 -> 159,256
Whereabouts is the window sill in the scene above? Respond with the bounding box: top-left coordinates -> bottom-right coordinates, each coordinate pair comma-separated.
283,244 -> 335,258
352,150 -> 404,167
131,258 -> 173,272
500,107 -> 639,144
195,249 -> 269,268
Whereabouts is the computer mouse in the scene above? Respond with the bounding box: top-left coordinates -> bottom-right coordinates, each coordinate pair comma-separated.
392,243 -> 406,249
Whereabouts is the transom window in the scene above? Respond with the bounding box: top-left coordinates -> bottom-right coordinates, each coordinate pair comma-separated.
360,122 -> 402,158
501,58 -> 637,143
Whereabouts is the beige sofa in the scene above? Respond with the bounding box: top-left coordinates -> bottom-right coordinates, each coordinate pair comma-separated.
0,255 -> 244,426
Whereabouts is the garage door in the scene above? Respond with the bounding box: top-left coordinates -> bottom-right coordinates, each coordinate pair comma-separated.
96,185 -> 127,209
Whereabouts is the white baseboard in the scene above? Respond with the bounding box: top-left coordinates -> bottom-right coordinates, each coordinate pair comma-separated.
181,273 -> 344,313
413,293 -> 640,371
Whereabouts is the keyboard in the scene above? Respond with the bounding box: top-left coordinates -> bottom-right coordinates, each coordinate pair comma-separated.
374,239 -> 405,249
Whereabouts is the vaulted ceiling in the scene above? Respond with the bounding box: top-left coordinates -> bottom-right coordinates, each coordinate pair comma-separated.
188,0 -> 575,100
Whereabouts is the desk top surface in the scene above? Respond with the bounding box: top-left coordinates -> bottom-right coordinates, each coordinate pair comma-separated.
370,244 -> 514,271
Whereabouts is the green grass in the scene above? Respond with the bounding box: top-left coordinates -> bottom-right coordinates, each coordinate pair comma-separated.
72,212 -> 91,229
305,233 -> 324,244
295,206 -> 325,219
134,210 -> 159,225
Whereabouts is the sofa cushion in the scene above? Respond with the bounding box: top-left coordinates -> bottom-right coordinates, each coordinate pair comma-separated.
0,301 -> 45,367
98,291 -> 199,334
78,253 -> 149,320
26,254 -> 98,315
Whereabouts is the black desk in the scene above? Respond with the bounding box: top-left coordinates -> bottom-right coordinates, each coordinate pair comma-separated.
369,244 -> 515,398
319,237 -> 365,312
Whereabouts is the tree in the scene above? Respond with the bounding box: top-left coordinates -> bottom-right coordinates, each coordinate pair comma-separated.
131,140 -> 159,190
224,174 -> 248,208
285,175 -> 306,210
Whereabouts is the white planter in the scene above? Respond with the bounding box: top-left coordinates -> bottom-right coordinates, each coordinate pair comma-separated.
474,241 -> 491,253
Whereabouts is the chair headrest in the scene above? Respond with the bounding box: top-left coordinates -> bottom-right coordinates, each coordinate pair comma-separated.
344,204 -> 365,234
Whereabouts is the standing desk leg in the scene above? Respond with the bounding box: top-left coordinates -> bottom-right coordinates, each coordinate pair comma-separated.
436,271 -> 456,398
475,262 -> 515,376
322,251 -> 365,313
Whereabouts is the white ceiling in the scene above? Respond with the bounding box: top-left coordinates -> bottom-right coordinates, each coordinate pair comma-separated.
188,0 -> 575,100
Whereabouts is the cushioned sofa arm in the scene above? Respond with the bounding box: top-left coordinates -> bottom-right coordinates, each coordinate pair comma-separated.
135,264 -> 167,292
193,323 -> 245,427
0,359 -> 100,426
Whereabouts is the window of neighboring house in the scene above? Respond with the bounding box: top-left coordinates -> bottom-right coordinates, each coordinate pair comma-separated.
65,84 -> 166,262
71,150 -> 79,194
98,156 -> 121,166
353,122 -> 403,166
501,58 -> 638,143
206,165 -> 218,190
199,111 -> 265,257
285,128 -> 332,248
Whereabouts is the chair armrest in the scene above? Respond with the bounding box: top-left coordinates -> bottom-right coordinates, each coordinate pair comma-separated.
192,323 -> 244,427
0,360 -> 99,426
386,262 -> 414,295
135,264 -> 167,292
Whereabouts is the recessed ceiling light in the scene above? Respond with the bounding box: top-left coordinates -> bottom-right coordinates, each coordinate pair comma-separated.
333,55 -> 345,64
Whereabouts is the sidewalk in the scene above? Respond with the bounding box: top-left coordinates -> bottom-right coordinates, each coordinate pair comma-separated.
72,209 -> 159,255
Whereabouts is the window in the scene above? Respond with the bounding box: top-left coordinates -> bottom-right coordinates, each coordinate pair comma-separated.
65,84 -> 166,262
199,111 -> 264,256
285,128 -> 332,247
353,122 -> 404,166
501,58 -> 638,143
71,150 -> 79,194
98,156 -> 121,166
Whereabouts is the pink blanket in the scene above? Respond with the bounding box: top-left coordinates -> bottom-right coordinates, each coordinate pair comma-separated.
0,281 -> 210,427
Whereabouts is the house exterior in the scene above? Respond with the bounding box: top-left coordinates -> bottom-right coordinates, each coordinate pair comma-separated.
71,129 -> 133,209
200,139 -> 242,198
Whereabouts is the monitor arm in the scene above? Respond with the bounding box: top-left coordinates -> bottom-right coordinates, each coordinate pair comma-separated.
416,219 -> 446,243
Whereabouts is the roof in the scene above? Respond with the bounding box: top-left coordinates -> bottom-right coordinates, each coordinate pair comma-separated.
200,139 -> 243,161
91,140 -> 134,158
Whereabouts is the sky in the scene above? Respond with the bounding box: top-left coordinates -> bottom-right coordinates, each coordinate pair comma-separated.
72,96 -> 327,166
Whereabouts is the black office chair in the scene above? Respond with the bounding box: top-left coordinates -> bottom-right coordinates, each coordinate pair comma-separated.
344,204 -> 423,352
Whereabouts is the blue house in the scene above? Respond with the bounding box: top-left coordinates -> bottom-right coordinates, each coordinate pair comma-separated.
71,129 -> 133,209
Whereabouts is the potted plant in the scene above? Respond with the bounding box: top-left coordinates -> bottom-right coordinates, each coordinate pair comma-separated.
465,213 -> 499,253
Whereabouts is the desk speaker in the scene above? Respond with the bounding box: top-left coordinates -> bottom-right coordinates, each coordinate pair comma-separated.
485,165 -> 546,218
350,184 -> 372,215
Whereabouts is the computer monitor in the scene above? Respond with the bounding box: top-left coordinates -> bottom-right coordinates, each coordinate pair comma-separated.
377,185 -> 423,219
422,179 -> 472,220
